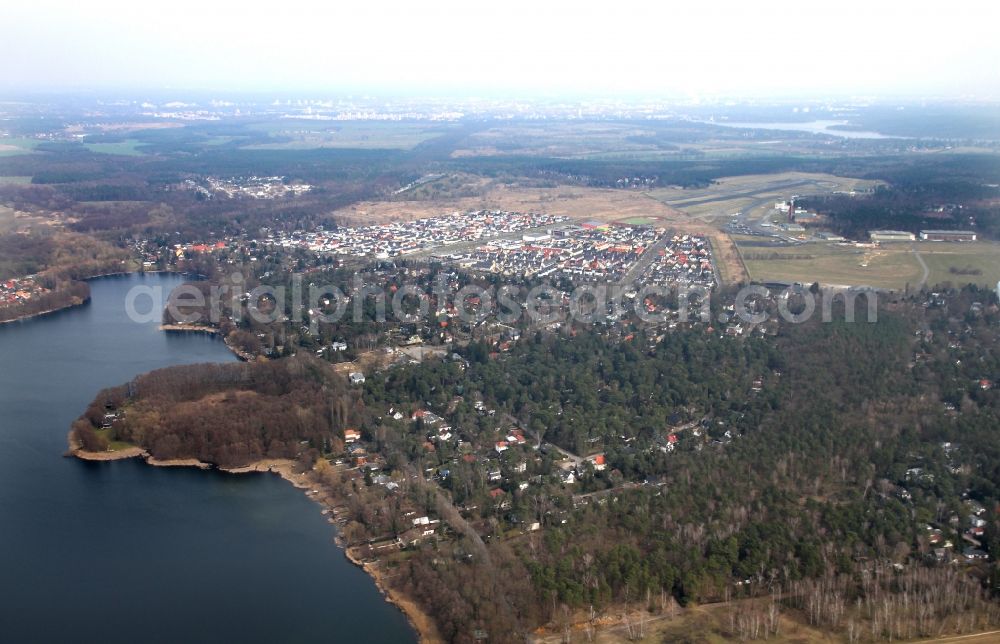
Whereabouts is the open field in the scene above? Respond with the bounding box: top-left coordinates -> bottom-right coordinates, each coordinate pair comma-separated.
649,171 -> 882,224
83,139 -> 147,156
534,597 -> 845,644
454,122 -> 671,158
243,120 -> 444,150
84,140 -> 146,156
617,216 -> 657,225
916,242 -> 1000,288
0,138 -> 40,156
449,121 -> 858,160
65,121 -> 184,134
332,183 -> 690,225
741,242 -> 925,290
741,240 -> 1000,290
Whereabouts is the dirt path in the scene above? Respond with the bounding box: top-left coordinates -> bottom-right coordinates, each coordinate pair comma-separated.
912,244 -> 930,289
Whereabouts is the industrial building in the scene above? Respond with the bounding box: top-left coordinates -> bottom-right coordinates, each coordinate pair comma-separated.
919,230 -> 977,242
869,230 -> 916,242
816,232 -> 847,242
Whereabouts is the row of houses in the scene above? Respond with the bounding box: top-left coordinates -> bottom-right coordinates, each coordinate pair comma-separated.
454,223 -> 663,282
200,176 -> 313,200
268,210 -> 567,258
0,277 -> 48,306
640,234 -> 715,288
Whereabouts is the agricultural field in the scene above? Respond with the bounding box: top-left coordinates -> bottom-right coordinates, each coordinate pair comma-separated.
242,120 -> 445,150
0,138 -> 40,156
83,139 -> 147,156
455,121 -> 674,158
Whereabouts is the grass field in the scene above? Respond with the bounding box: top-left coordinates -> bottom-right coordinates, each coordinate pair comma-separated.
618,216 -> 656,225
83,139 -> 147,156
916,242 -> 1000,288
741,240 -> 1000,290
741,242 -> 925,290
243,120 -> 444,150
456,122 -> 670,158
0,138 -> 40,156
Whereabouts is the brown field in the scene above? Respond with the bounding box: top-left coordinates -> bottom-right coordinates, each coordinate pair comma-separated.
331,183 -> 748,285
534,597 -> 843,644
535,594 -> 1000,644
0,206 -> 60,234
333,183 -> 688,225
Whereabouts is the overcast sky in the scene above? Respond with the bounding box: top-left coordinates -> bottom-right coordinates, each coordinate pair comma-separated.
2,0 -> 999,98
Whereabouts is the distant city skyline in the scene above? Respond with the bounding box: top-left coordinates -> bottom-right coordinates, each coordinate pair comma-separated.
2,0 -> 999,99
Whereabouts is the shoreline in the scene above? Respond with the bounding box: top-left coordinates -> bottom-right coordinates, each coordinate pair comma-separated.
0,295 -> 90,326
0,268 -> 190,327
68,445 -> 441,643
158,323 -> 253,362
159,323 -> 220,335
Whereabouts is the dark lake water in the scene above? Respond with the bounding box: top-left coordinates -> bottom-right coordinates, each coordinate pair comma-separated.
0,273 -> 415,643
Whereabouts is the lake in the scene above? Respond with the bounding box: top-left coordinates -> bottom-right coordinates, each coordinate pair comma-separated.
0,273 -> 416,643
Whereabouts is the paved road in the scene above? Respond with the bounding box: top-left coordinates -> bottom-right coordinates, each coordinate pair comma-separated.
406,223 -> 569,260
618,232 -> 672,287
403,463 -> 490,560
505,412 -> 585,466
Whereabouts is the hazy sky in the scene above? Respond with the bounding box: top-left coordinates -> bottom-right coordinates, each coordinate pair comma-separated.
2,0 -> 999,98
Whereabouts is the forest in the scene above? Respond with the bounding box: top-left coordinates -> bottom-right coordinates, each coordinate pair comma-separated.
0,230 -> 130,322
75,284 -> 1000,641
356,287 -> 1000,641
72,356 -> 359,468
800,154 -> 1000,239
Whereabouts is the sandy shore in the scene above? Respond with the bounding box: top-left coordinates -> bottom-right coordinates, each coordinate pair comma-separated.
68,447 -> 441,642
71,446 -> 148,461
345,546 -> 445,644
146,456 -> 212,469
159,323 -> 219,334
